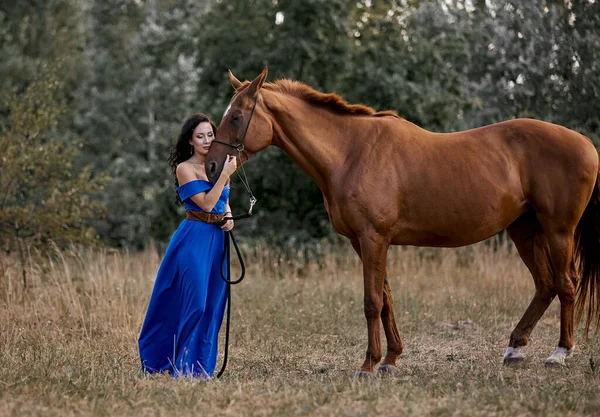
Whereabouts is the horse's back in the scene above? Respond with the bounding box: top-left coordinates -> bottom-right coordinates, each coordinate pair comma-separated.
471,118 -> 595,161
342,117 -> 598,247
419,118 -> 598,208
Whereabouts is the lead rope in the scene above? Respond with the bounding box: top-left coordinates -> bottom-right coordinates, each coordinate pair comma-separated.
215,230 -> 243,379
215,191 -> 256,379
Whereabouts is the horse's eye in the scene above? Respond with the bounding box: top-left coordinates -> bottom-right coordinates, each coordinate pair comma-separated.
232,114 -> 242,121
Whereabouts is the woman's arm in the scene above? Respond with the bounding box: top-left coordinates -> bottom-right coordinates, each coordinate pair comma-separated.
222,200 -> 234,231
176,163 -> 228,212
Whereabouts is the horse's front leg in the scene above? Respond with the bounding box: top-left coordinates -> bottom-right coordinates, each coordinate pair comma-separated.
355,233 -> 389,378
377,277 -> 403,376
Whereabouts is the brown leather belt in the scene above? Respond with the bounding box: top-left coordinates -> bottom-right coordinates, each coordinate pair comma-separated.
186,210 -> 226,224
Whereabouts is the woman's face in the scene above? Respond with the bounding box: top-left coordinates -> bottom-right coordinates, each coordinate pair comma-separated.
190,122 -> 214,156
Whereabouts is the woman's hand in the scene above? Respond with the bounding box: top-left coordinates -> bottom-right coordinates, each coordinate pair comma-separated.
221,213 -> 234,232
222,154 -> 238,178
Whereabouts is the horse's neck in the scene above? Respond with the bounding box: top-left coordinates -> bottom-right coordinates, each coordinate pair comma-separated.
265,92 -> 351,193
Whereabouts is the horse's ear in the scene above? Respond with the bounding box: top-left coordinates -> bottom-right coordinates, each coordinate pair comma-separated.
229,70 -> 243,91
247,66 -> 268,97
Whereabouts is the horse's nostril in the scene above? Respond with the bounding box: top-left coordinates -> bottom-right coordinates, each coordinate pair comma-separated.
209,161 -> 217,174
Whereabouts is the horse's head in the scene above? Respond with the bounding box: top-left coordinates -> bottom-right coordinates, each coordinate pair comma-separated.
206,67 -> 273,183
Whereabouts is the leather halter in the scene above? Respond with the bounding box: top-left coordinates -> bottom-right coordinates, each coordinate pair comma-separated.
211,93 -> 259,217
211,94 -> 259,163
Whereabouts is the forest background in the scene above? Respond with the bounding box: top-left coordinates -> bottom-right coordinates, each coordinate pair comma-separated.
1,0 -> 600,255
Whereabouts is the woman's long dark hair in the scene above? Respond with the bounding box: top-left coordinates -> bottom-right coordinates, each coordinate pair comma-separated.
168,113 -> 217,204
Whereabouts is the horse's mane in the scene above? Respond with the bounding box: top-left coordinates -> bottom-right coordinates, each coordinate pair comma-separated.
239,79 -> 399,118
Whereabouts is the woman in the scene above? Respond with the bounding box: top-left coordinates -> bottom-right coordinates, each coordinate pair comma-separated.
138,113 -> 237,378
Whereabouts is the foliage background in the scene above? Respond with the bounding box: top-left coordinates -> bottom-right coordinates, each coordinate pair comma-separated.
1,0 -> 599,250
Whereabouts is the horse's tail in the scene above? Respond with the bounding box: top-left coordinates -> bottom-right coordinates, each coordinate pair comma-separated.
574,166 -> 600,335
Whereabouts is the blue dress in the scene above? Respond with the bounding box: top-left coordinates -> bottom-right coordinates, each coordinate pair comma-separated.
138,180 -> 230,378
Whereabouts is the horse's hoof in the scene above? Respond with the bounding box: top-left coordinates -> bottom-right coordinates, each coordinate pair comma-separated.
376,364 -> 399,377
544,358 -> 564,368
503,347 -> 525,365
352,370 -> 375,381
503,356 -> 525,366
544,347 -> 573,368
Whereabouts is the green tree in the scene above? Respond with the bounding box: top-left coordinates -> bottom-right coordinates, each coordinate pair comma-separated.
0,0 -> 82,120
0,63 -> 109,287
343,1 -> 476,132
466,0 -> 600,144
71,0 -> 209,248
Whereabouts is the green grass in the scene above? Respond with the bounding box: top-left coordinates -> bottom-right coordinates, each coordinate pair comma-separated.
1,240 -> 599,416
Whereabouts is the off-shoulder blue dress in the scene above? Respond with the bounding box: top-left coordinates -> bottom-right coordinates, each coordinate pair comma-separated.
138,180 -> 230,378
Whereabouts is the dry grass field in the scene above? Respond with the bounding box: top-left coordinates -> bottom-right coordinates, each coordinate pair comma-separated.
1,238 -> 599,417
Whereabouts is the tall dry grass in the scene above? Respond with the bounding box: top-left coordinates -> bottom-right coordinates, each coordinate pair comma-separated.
1,239 -> 599,416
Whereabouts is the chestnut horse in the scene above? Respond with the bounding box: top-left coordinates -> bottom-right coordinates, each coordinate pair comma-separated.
206,67 -> 600,378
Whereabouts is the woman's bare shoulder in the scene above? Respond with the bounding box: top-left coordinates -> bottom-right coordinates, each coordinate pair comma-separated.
176,162 -> 196,185
176,161 -> 193,173
176,161 -> 209,185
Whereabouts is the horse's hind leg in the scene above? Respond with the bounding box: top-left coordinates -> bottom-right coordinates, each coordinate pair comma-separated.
504,214 -> 556,364
506,212 -> 578,366
542,229 -> 577,367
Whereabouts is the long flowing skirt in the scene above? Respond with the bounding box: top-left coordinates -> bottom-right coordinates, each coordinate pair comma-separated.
138,219 -> 228,378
